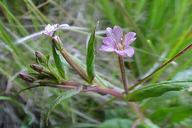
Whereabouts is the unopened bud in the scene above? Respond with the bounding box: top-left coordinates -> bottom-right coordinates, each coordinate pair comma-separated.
52,36 -> 63,51
30,64 -> 43,73
35,51 -> 46,64
18,72 -> 35,83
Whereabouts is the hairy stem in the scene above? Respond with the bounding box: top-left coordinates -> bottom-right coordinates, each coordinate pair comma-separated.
118,55 -> 128,95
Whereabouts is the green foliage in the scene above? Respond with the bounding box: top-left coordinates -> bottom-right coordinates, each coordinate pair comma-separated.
98,118 -> 134,128
86,22 -> 98,84
129,78 -> 192,101
46,55 -> 60,82
147,105 -> 192,125
1,0 -> 192,127
52,44 -> 66,79
44,85 -> 83,126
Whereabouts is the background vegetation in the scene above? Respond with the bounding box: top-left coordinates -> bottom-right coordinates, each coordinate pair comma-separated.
0,0 -> 192,127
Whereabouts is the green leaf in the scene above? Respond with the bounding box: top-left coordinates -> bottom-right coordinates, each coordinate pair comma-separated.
139,120 -> 160,128
86,22 -> 99,84
46,55 -> 60,82
44,85 -> 83,126
98,118 -> 133,128
128,77 -> 192,101
147,105 -> 192,125
139,91 -> 182,111
52,44 -> 66,79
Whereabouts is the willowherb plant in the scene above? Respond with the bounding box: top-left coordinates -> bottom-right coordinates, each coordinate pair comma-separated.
15,23 -> 192,127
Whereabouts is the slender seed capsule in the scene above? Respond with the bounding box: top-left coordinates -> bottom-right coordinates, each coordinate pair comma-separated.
35,51 -> 46,64
18,72 -> 35,83
30,64 -> 43,73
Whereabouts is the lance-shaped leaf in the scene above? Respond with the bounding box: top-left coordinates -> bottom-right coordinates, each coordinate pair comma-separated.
52,44 -> 66,79
86,22 -> 99,84
44,85 -> 83,126
46,55 -> 60,82
147,105 -> 192,124
128,77 -> 192,102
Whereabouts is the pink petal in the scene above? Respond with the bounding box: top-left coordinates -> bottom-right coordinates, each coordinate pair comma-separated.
44,24 -> 52,31
44,31 -> 54,36
123,46 -> 135,57
113,26 -> 123,43
115,50 -> 126,56
99,45 -> 115,52
32,34 -> 40,41
102,37 -> 116,47
106,27 -> 116,40
45,24 -> 58,33
124,32 -> 136,46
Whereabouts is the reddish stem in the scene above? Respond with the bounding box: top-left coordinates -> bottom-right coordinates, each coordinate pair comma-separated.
131,119 -> 142,128
61,80 -> 82,86
40,81 -> 125,99
118,55 -> 128,95
85,86 -> 125,99
42,70 -> 54,77
39,81 -> 76,89
60,49 -> 89,82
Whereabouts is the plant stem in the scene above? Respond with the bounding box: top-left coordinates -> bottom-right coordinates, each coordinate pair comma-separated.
61,48 -> 105,88
118,55 -> 128,95
40,80 -> 125,99
39,82 -> 76,89
61,80 -> 82,87
60,49 -> 89,82
131,119 -> 142,128
84,86 -> 125,99
129,43 -> 192,90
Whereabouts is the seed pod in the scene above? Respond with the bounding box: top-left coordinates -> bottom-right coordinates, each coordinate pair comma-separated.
18,72 -> 35,83
30,64 -> 43,73
35,51 -> 46,64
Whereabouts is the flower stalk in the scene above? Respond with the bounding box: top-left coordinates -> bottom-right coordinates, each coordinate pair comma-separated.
118,55 -> 128,95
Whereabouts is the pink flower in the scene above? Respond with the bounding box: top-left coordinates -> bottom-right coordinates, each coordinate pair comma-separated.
99,26 -> 136,57
33,23 -> 69,41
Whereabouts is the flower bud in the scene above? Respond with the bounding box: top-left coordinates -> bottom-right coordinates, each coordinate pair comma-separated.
30,64 -> 43,73
35,51 -> 46,64
18,72 -> 35,83
52,36 -> 63,51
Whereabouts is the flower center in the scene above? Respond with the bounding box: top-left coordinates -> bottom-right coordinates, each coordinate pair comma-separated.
117,43 -> 123,50
117,37 -> 124,51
